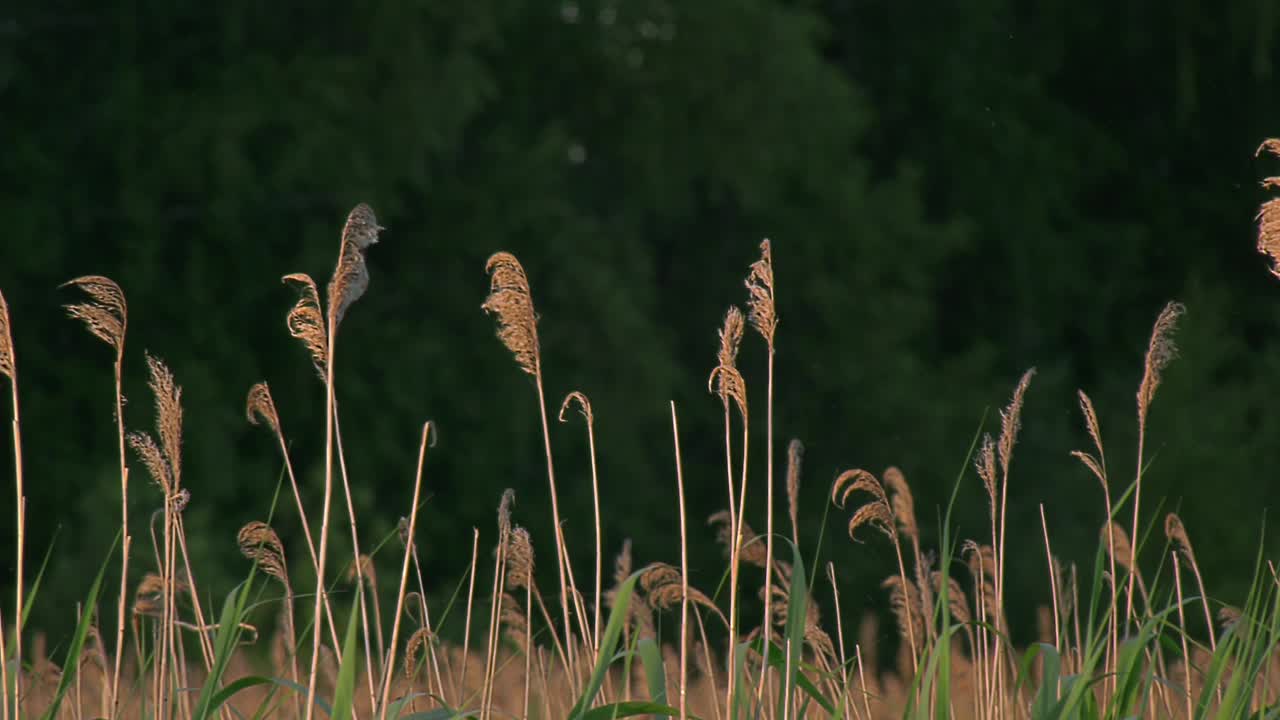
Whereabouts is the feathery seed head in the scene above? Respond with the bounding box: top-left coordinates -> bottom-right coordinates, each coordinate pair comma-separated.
745,239 -> 777,346
786,438 -> 804,538
883,466 -> 918,541
483,252 -> 541,376
498,488 -> 515,540
1258,140 -> 1280,278
1138,301 -> 1185,427
238,521 -> 290,588
998,368 -> 1036,474
62,275 -> 127,356
506,526 -> 534,590
404,628 -> 433,677
329,203 -> 382,326
0,290 -> 14,381
245,382 -> 281,435
283,273 -> 328,378
708,306 -> 748,418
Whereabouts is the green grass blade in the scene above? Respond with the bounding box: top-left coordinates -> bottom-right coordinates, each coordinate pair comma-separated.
779,541 -> 808,720
38,532 -> 116,720
332,593 -> 363,720
637,636 -> 667,714
568,572 -> 640,720
580,701 -> 684,720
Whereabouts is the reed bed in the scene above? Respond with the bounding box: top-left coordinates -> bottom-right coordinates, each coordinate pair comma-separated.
3,143 -> 1280,719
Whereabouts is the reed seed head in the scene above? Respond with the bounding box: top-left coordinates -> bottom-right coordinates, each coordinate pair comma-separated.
1258,140 -> 1280,277
0,290 -> 13,382
1138,301 -> 1185,428
245,382 -> 281,435
237,521 -> 290,588
708,306 -> 748,419
1076,390 -> 1104,459
404,627 -> 433,677
745,239 -> 777,347
482,252 -> 541,376
283,273 -> 328,378
883,466 -> 918,542
558,390 -> 594,425
1102,522 -> 1134,569
998,368 -> 1036,474
347,554 -> 377,589
498,488 -> 515,540
62,275 -> 127,357
506,526 -> 534,590
329,203 -> 383,327
976,433 -> 997,515
786,438 -> 804,539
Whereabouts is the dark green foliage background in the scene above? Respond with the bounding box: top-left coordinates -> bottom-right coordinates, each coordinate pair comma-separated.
2,0 -> 1279,646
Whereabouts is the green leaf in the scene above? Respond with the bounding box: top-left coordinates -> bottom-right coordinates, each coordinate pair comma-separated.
637,636 -> 667,717
568,572 -> 640,720
580,701 -> 685,720
332,594 -> 363,720
39,533 -> 117,720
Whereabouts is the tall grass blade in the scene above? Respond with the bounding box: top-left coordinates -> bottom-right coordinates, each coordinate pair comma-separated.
38,533 -> 116,720
568,572 -> 639,720
332,594 -> 363,720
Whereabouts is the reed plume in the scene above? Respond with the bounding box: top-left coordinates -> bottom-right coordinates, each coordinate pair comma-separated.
707,305 -> 749,714
283,273 -> 327,378
483,252 -> 584,685
328,202 -> 383,328
1129,302 -> 1184,623
993,368 -> 1035,708
833,468 -> 918,672
1257,139 -> 1280,277
786,439 -> 803,550
238,521 -> 298,714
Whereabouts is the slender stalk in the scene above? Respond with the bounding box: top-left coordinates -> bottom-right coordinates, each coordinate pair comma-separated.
585,411 -> 603,654
533,376 -> 580,681
459,528 -> 479,704
480,529 -> 508,720
1127,428 -> 1145,629
670,402 -> 689,720
855,644 -> 873,720
268,420 -> 340,652
759,347 -> 776,703
720,398 -> 740,718
304,331 -> 339,720
332,410 -> 381,704
408,546 -> 446,701
8,376 -> 23,716
827,564 -> 852,720
0,596 -> 9,720
1173,553 -> 1193,720
110,359 -> 128,720
523,578 -> 533,720
1039,505 -> 1061,652
379,422 -> 431,719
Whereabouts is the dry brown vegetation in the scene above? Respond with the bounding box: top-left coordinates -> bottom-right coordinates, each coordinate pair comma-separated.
4,143 -> 1280,719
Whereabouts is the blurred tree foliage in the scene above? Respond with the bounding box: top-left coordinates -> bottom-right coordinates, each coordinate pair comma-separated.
1,0 -> 1279,647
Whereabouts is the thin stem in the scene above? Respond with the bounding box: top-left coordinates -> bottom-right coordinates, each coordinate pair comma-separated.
827,564 -> 852,720
110,360 -> 129,720
379,422 -> 431,719
332,409 -> 381,705
759,349 -> 775,704
9,380 -> 23,717
1128,422 -> 1146,629
533,375 -> 578,684
1039,505 -> 1061,652
1173,553 -> 1193,720
270,424 -> 340,652
670,402 -> 689,720
721,399 -> 739,719
304,330 -> 339,720
459,528 -> 479,705
585,411 -> 603,655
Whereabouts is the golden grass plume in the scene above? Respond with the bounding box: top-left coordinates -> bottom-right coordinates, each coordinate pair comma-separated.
237,521 -> 290,588
482,252 -> 540,376
282,273 -> 327,378
745,239 -> 777,346
62,275 -> 127,355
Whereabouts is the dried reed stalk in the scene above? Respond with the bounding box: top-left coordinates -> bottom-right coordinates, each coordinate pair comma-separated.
559,391 -> 603,655
832,468 -> 919,673
481,490 -> 514,720
745,240 -> 778,705
993,368 -> 1035,717
1172,552 -> 1193,720
707,305 -> 749,715
1130,302 -> 1184,625
483,252 -> 585,686
62,275 -> 130,718
301,203 -> 382,720
246,383 -> 341,653
0,290 -> 24,719
379,421 -> 432,719
669,402 -> 691,719
459,527 -> 480,706
1166,513 -> 1217,653
238,521 -> 299,716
